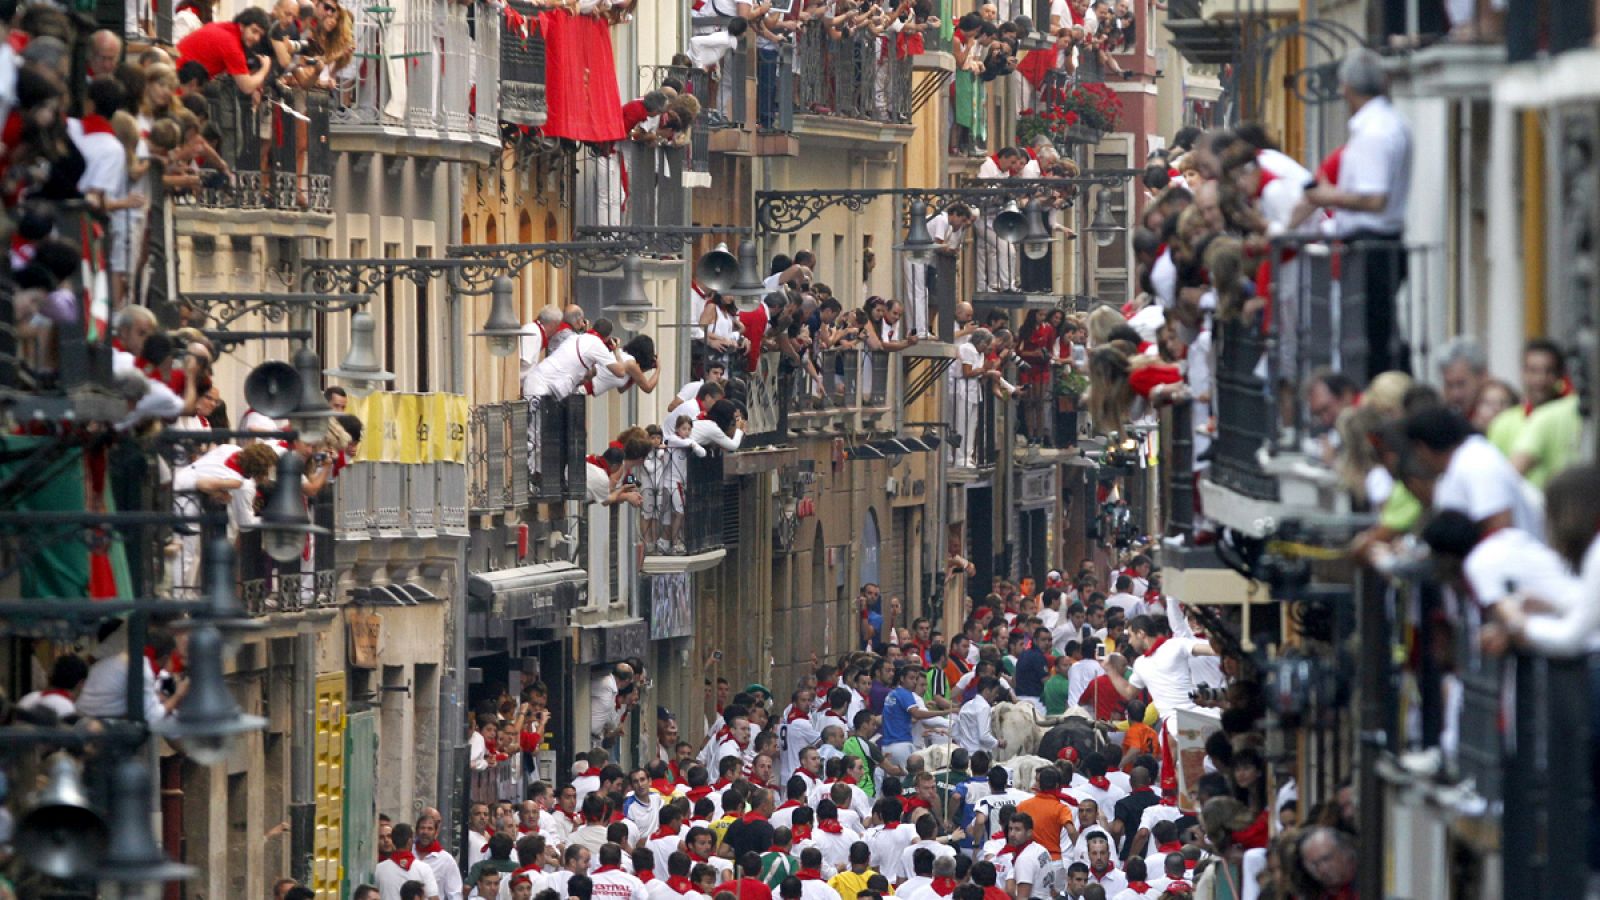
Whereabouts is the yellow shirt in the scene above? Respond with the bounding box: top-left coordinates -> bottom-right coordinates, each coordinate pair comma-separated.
829,868 -> 880,900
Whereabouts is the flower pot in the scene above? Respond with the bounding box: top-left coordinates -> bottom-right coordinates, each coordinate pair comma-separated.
1059,124 -> 1105,146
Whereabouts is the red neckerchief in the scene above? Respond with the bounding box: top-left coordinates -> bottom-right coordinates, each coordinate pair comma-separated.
839,776 -> 857,786
742,811 -> 767,824
990,830 -> 1004,841
686,786 -> 713,801
1088,775 -> 1111,790
713,778 -> 733,790
416,840 -> 443,855
881,821 -> 901,830
818,820 -> 844,834
1157,840 -> 1182,853
1525,378 -> 1574,416
638,870 -> 656,883
1130,786 -> 1154,794
996,842 -> 1024,859
594,866 -> 625,874
766,845 -> 789,853
688,852 -> 710,864
786,705 -> 810,723
1145,636 -> 1170,658
586,455 -> 611,473
1159,794 -> 1179,807
791,825 -> 812,842
1167,879 -> 1193,892
776,800 -> 803,811
558,808 -> 582,825
652,778 -> 674,795
378,850 -> 391,862
903,797 -> 930,811
1090,863 -> 1114,880
1184,859 -> 1197,871
79,114 -> 115,135
668,761 -> 684,784
579,767 -> 602,778
1127,882 -> 1150,893
651,826 -> 680,841
1249,162 -> 1278,201
667,875 -> 697,894
41,688 -> 73,699
387,850 -> 417,870
1056,790 -> 1079,805
518,824 -> 533,835
796,869 -> 824,881
931,877 -> 959,896
514,863 -> 541,877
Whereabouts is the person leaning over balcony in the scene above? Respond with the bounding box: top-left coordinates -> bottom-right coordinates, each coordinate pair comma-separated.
176,7 -> 275,97
692,399 -> 746,452
1085,344 -> 1185,435
289,0 -> 355,91
525,316 -> 630,401
1404,404 -> 1543,537
588,335 -> 661,397
1301,48 -> 1412,376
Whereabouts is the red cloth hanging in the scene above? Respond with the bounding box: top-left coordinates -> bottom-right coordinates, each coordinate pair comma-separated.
538,9 -> 626,143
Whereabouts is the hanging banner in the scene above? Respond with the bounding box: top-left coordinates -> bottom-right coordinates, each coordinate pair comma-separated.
348,392 -> 468,463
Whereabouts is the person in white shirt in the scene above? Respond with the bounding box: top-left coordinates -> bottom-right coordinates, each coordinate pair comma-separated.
951,677 -> 1003,755
664,362 -> 727,433
1098,615 -> 1221,761
549,845 -> 594,899
1407,407 -> 1542,537
1103,577 -> 1144,619
997,813 -> 1056,899
650,852 -> 709,900
691,399 -> 745,452
687,17 -> 747,70
75,626 -> 181,722
417,814 -> 466,900
974,148 -> 1027,293
809,801 -> 863,872
971,767 -> 1032,841
469,871 -> 504,900
776,688 -> 822,783
863,797 -> 917,882
1083,833 -> 1126,895
525,328 -> 628,401
903,203 -> 974,338
591,844 -> 650,900
1066,651 -> 1102,710
793,847 -> 843,900
377,823 -> 443,900
519,306 -> 563,398
896,820 -> 956,887
1302,47 -> 1413,375
16,654 -> 88,721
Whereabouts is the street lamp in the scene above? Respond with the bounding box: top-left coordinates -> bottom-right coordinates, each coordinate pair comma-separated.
894,200 -> 938,263
1087,188 -> 1122,248
256,452 -> 328,563
603,255 -> 660,333
470,276 -> 523,357
1021,205 -> 1054,260
16,752 -> 106,879
96,757 -> 197,884
723,240 -> 768,313
289,345 -> 337,444
993,201 -> 1028,244
152,623 -> 268,766
695,242 -> 739,292
325,311 -> 396,396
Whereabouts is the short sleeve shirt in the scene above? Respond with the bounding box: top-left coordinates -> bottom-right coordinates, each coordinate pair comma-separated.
1511,394 -> 1582,488
1006,841 -> 1056,898
177,21 -> 250,77
1127,639 -> 1202,721
881,686 -> 919,744
538,332 -> 617,398
1433,434 -> 1542,534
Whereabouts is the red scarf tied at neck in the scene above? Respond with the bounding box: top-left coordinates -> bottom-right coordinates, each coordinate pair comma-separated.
1088,775 -> 1111,790
416,840 -> 443,855
931,877 -> 959,896
817,820 -> 844,834
791,825 -> 812,842
388,849 -> 417,870
1127,882 -> 1150,894
796,869 -> 825,882
667,875 -> 697,895
651,826 -> 680,842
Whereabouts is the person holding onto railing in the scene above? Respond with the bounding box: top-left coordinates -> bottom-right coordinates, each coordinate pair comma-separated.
692,398 -> 747,452
1084,343 -> 1187,436
903,202 -> 973,340
176,7 -> 276,98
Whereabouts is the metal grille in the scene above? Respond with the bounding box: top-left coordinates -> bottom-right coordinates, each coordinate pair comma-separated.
683,453 -> 726,555
1211,319 -> 1279,501
720,475 -> 741,549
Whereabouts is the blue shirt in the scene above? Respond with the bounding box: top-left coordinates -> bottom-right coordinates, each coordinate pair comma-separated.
881,686 -> 919,745
1014,648 -> 1049,697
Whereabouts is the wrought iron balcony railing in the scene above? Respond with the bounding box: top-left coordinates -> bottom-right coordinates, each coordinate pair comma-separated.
792,26 -> 912,125
528,395 -> 588,504
787,348 -> 893,426
499,3 -> 547,127
331,0 -> 501,149
182,81 -> 334,215
332,460 -> 469,540
949,380 -> 999,470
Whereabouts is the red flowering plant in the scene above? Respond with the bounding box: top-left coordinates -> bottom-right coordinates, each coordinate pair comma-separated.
1016,82 -> 1122,145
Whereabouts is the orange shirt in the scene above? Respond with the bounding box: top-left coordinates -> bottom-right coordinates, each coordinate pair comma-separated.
1124,722 -> 1158,759
1016,793 -> 1077,860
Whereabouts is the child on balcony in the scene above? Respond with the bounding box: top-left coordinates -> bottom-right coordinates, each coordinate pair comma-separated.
644,418 -> 706,554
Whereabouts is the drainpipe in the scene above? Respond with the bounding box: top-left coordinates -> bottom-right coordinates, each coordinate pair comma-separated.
289,630 -> 316,885
439,160 -> 470,852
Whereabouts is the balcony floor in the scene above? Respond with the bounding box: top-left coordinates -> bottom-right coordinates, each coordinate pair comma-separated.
642,548 -> 727,575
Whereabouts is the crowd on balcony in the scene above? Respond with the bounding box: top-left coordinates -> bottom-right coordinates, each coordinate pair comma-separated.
398,550 -> 1347,900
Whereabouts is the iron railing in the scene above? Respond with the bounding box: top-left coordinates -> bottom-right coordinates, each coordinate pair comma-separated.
237,510 -> 337,615
468,400 -> 529,512
682,452 -> 726,555
1210,318 -> 1278,502
528,395 -> 587,503
787,348 -> 892,423
792,26 -> 912,124
184,81 -> 335,214
333,460 -> 469,542
1017,363 -> 1079,449
575,141 -> 688,231
332,0 -> 500,146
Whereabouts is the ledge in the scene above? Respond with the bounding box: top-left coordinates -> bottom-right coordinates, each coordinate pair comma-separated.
901,341 -> 960,360
971,291 -> 1066,309
329,126 -> 499,166
1393,42 -> 1506,99
641,548 -> 728,574
174,206 -> 336,238
792,115 -> 916,147
912,50 -> 956,73
726,445 -> 799,476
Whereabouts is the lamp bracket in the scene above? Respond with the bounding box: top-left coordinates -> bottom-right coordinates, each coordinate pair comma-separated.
298,259 -> 507,296
180,292 -> 370,328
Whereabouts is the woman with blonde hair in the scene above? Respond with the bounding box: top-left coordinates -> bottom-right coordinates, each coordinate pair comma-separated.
1086,304 -> 1127,348
1086,343 -> 1187,434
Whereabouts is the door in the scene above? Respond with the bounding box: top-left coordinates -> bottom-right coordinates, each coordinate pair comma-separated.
342,708 -> 379,898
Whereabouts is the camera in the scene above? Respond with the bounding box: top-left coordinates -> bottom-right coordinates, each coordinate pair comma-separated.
201,170 -> 229,190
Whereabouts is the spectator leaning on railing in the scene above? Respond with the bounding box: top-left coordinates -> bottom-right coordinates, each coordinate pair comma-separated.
176,7 -> 276,97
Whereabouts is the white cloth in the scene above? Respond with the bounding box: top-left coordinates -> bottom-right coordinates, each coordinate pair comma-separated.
1333,96 -> 1412,236
590,867 -> 650,900
68,119 -> 127,199
952,693 -> 999,754
589,350 -> 637,396
688,31 -> 740,69
1002,841 -> 1056,898
16,690 -> 76,719
1520,534 -> 1600,656
1067,659 -> 1101,708
421,848 -> 466,900
75,654 -> 168,721
519,323 -> 549,398
1127,637 -> 1208,724
863,823 -> 917,881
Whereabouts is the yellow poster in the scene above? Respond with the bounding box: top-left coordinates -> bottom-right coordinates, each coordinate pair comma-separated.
346,392 -> 467,463
394,394 -> 424,464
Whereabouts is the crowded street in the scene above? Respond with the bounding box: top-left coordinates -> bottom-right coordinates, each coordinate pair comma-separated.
0,0 -> 1594,897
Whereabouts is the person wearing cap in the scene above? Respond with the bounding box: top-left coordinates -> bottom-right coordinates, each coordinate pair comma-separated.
880,665 -> 944,770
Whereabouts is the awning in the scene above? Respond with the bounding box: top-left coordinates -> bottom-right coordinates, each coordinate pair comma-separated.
468,562 -> 587,629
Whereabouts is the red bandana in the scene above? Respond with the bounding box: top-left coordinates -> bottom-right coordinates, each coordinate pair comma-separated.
652,779 -> 674,795
687,786 -> 713,802
388,850 -> 417,870
796,869 -> 824,881
1145,636 -> 1170,658
996,843 -> 1024,860
579,767 -> 603,778
776,800 -> 803,811
1166,880 -> 1193,892
1157,841 -> 1182,853
1159,794 -> 1179,807
818,820 -> 844,834
667,876 -> 697,895
881,821 -> 901,830
1090,864 -> 1113,880
931,877 -> 959,896
1088,776 -> 1111,790
791,825 -> 812,842
80,114 -> 115,135
638,871 -> 656,883
416,841 -> 443,855
1127,882 -> 1150,894
767,845 -> 789,854
651,826 -> 680,842
594,866 -> 625,874
786,706 -> 811,723
688,853 -> 710,864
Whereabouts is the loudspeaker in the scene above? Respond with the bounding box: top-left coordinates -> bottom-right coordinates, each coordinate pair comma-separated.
17,753 -> 108,880
695,242 -> 739,293
993,202 -> 1027,244
243,361 -> 304,419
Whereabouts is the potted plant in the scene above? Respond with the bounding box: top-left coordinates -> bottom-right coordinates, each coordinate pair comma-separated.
1015,82 -> 1123,149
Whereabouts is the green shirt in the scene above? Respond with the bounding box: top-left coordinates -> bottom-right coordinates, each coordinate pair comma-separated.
1042,673 -> 1074,716
760,851 -> 798,887
1378,483 -> 1424,533
1511,394 -> 1582,488
842,736 -> 879,798
1486,405 -> 1529,457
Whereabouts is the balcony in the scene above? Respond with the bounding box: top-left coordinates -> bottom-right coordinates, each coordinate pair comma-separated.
641,452 -> 728,573
330,0 -> 501,162
528,396 -> 587,504
788,25 -> 914,143
574,140 -> 687,232
237,501 -> 337,616
786,348 -> 894,434
1016,366 -> 1082,459
170,82 -> 334,239
332,459 -> 469,541
467,400 -> 528,514
948,385 -> 999,478
499,3 -> 547,128
1163,0 -> 1243,66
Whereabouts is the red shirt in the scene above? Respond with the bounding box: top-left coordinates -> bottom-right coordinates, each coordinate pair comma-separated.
716,878 -> 774,900
621,99 -> 653,132
737,304 -> 769,372
1082,674 -> 1126,721
178,22 -> 250,77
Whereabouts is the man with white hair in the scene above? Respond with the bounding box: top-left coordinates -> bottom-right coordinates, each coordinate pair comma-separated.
88,30 -> 123,79
1304,47 -> 1413,377
520,306 -> 564,398
1437,335 -> 1488,418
